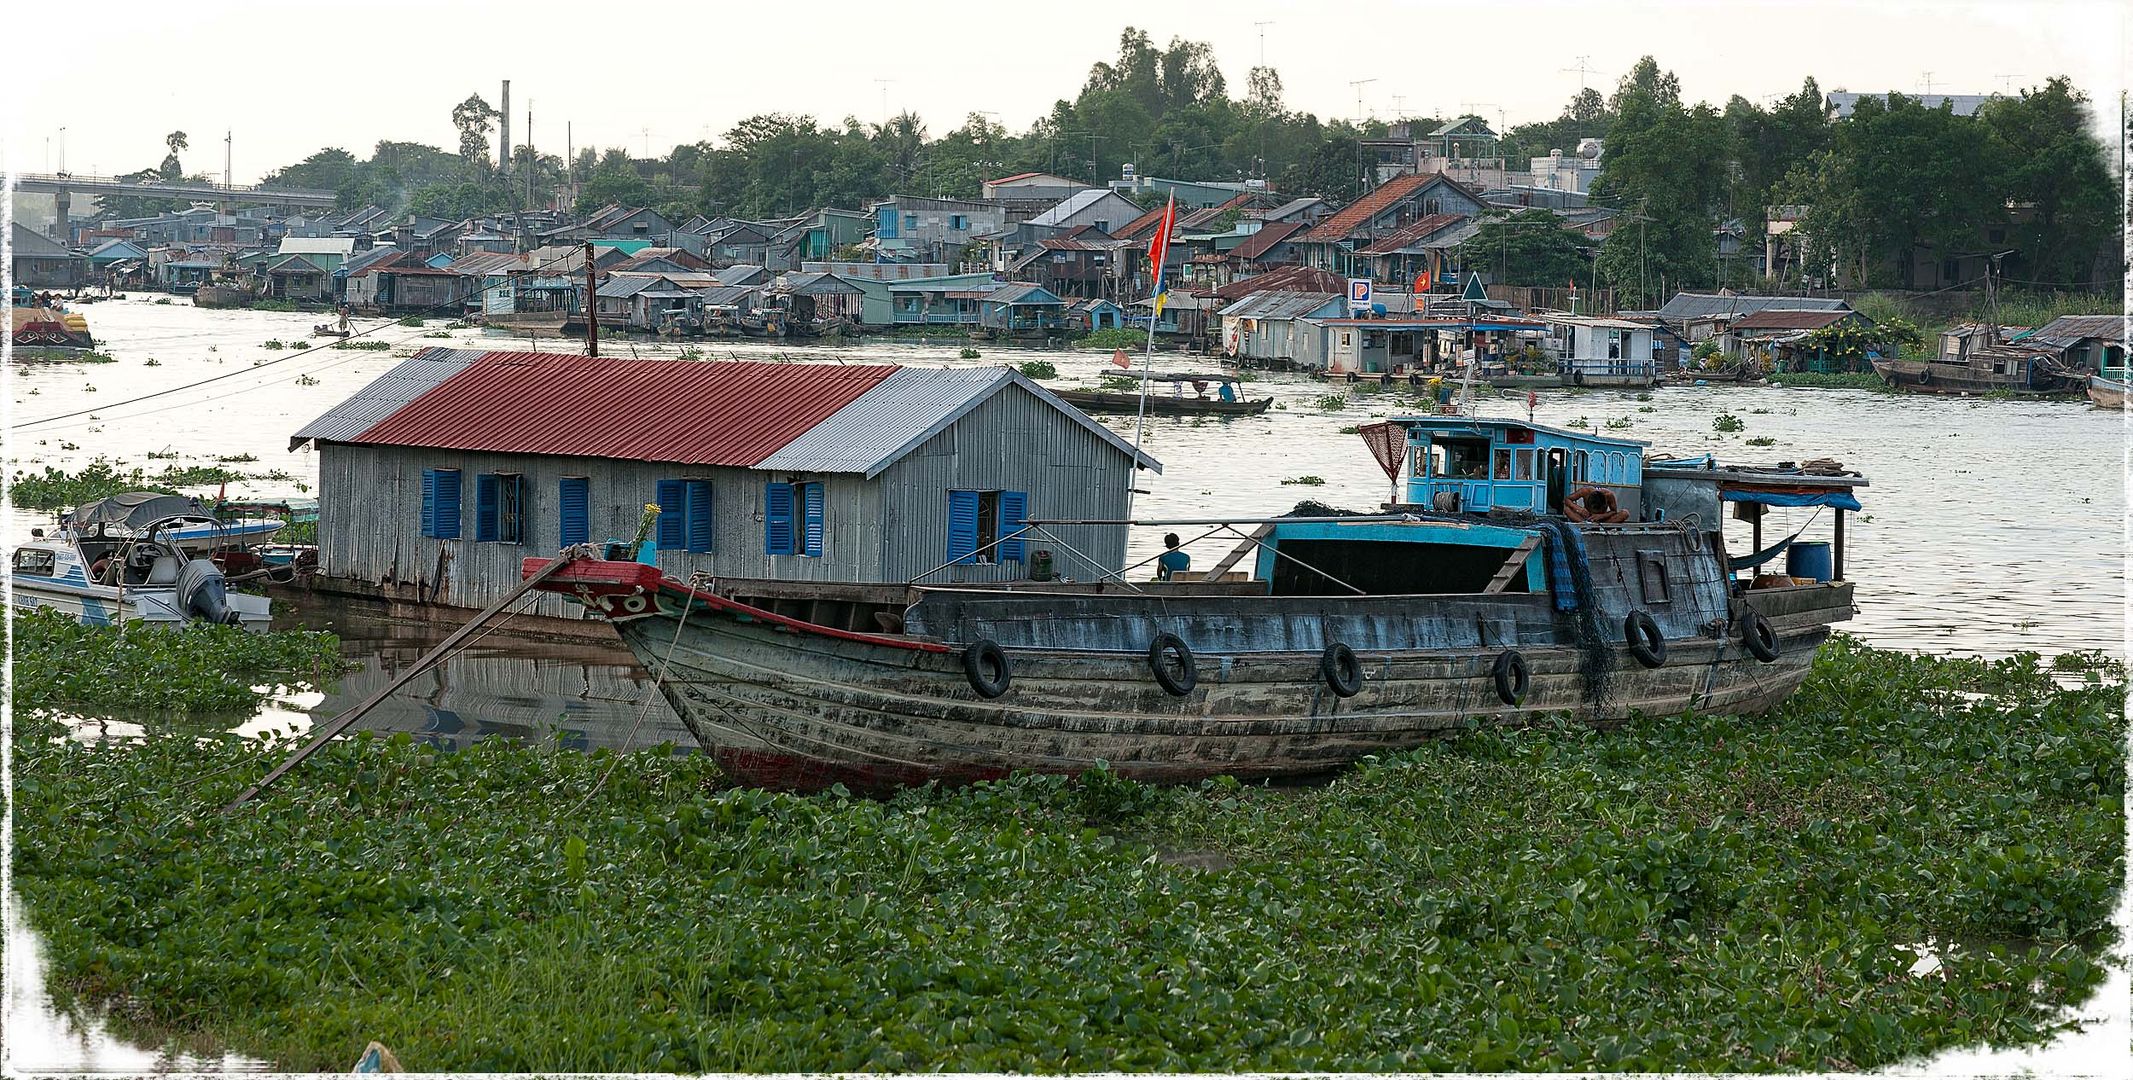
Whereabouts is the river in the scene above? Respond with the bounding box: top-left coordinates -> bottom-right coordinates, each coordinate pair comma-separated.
6,295 -> 2126,1070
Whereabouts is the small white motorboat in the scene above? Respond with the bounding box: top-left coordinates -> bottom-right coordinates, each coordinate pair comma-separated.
11,492 -> 272,631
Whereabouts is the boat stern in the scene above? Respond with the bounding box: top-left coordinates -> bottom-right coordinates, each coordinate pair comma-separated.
522,556 -> 667,621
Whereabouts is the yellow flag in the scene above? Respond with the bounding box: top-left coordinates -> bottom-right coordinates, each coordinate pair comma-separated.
1152,290 -> 1168,317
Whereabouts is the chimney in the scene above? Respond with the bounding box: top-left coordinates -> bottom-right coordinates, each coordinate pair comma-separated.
499,80 -> 511,176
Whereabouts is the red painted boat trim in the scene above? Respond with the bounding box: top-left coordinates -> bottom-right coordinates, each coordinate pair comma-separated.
523,557 -> 951,654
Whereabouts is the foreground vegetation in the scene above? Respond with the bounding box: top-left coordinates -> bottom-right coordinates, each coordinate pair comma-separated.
12,639 -> 2122,1071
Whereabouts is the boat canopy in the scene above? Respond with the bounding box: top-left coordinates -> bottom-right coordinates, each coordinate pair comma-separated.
64,491 -> 217,531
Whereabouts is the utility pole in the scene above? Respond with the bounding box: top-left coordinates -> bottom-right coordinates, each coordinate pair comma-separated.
223,131 -> 232,216
1252,21 -> 1273,65
875,78 -> 894,123
1919,71 -> 1935,97
500,80 -> 511,178
584,241 -> 599,358
526,102 -> 535,209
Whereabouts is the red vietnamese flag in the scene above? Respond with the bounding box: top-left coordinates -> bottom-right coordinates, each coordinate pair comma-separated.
1111,348 -> 1132,369
1568,278 -> 1578,292
1146,193 -> 1178,285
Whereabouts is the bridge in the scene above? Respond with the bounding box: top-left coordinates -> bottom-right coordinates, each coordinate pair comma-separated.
11,172 -> 341,210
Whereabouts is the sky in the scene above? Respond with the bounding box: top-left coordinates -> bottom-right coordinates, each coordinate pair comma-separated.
1,0 -> 2126,185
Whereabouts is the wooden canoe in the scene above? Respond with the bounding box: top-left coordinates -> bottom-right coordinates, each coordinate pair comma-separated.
2088,375 -> 2129,408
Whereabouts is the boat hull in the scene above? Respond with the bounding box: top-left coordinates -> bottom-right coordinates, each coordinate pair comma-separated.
533,559 -> 1851,791
11,577 -> 271,631
1052,389 -> 1273,416
1870,357 -> 2082,396
2088,375 -> 2128,408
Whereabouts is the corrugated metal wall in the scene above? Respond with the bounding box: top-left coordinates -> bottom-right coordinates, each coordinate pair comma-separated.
316,384 -> 1138,608
878,387 -> 1132,584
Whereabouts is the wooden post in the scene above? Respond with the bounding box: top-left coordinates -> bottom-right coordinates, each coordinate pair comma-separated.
583,240 -> 599,358
1832,509 -> 1846,581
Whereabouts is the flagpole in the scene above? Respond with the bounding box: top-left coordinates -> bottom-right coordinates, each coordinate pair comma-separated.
1126,194 -> 1175,518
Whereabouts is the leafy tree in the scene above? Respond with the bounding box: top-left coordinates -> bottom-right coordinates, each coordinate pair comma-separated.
451,94 -> 499,176
160,130 -> 188,180
1453,209 -> 1597,287
1592,58 -> 1731,304
1976,78 -> 2118,286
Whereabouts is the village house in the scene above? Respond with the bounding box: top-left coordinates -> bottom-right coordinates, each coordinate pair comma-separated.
1654,293 -> 1855,348
975,282 -> 1070,336
1291,172 -> 1491,276
290,349 -> 1160,617
10,223 -> 86,287
539,205 -> 677,245
2013,315 -> 2127,377
262,253 -> 331,301
1361,117 -> 1509,189
1026,189 -> 1144,237
870,196 -> 1009,265
1724,308 -> 1874,371
1217,291 -> 1346,368
1008,230 -> 1118,300
981,172 -> 1093,205
768,271 -> 866,325
1542,315 -> 1662,382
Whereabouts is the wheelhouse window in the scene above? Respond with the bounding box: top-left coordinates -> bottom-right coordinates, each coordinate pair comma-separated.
1513,449 -> 1535,480
1428,439 -> 1491,479
13,549 -> 55,576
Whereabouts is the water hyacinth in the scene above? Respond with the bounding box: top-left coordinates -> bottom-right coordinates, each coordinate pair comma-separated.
9,638 -> 2122,1072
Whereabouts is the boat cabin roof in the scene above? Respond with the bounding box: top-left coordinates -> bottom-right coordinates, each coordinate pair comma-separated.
1134,371 -> 1242,384
1390,415 -> 1649,453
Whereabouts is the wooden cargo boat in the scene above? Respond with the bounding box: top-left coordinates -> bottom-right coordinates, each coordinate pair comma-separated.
1055,372 -> 1271,416
2087,374 -> 2128,408
1872,325 -> 2083,396
527,417 -> 1864,791
191,284 -> 252,309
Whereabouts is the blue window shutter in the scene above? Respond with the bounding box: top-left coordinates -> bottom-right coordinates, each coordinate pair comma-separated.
655,478 -> 686,550
420,469 -> 438,537
685,480 -> 714,553
947,490 -> 979,565
801,483 -> 825,557
475,474 -> 500,542
998,491 -> 1028,562
433,470 -> 462,539
764,482 -> 795,555
559,477 -> 589,546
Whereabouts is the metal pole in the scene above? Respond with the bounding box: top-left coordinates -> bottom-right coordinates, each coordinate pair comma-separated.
584,240 -> 599,357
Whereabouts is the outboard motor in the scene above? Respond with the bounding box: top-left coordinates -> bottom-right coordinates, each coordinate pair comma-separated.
175,558 -> 243,625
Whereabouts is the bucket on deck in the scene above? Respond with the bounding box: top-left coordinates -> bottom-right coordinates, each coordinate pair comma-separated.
1785,540 -> 1834,582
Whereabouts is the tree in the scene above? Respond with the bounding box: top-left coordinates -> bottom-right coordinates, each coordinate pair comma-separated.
1592,57 -> 1731,304
1453,210 -> 1596,288
1976,78 -> 2118,286
160,130 -> 188,179
451,94 -> 499,176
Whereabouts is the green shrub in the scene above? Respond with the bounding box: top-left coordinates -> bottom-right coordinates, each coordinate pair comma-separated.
1017,360 -> 1059,380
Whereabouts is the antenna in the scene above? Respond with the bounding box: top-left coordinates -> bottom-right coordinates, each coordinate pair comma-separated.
1561,56 -> 1599,91
1252,21 -> 1273,66
874,78 -> 895,123
1992,74 -> 2021,95
1349,77 -> 1376,123
641,127 -> 651,158
1919,71 -> 1935,97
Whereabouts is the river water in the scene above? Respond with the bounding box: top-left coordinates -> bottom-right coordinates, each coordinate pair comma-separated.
6,296 -> 2127,1070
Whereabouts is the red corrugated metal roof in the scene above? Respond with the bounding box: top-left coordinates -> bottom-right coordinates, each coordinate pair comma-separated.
346,352 -> 899,465
1113,204 -> 1169,242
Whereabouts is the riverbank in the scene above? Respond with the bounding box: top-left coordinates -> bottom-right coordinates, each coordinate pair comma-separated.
13,637 -> 2121,1072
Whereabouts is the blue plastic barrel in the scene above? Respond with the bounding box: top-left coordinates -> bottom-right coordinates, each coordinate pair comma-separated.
1785,541 -> 1833,582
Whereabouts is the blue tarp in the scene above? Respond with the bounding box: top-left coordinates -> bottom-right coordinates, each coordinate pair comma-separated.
1722,490 -> 1862,512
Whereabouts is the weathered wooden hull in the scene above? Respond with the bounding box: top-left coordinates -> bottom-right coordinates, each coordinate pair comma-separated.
191,285 -> 252,309
533,558 -> 1853,791
1052,389 -> 1273,416
2088,375 -> 2128,408
1870,358 -> 2080,396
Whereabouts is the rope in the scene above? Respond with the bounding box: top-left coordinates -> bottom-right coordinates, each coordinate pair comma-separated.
568,570 -> 703,815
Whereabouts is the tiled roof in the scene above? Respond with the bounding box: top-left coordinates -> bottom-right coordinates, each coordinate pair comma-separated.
1299,173 -> 1446,244
1213,265 -> 1347,301
1230,221 -> 1305,262
1352,214 -> 1468,255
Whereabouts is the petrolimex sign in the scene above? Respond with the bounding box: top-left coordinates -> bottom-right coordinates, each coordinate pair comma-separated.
1347,278 -> 1372,313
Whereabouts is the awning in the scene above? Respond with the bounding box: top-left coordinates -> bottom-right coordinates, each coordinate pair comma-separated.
1722,490 -> 1862,512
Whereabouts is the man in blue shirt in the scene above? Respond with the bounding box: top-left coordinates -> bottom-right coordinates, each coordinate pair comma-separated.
1156,533 -> 1191,581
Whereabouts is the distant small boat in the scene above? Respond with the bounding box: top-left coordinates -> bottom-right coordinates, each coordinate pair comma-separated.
312,324 -> 352,338
192,285 -> 251,309
1055,371 -> 1271,416
2088,374 -> 2129,408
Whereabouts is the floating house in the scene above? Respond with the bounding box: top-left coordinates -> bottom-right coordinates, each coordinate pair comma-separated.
291,350 -> 1161,619
1397,416 -> 1645,517
1541,315 -> 1661,386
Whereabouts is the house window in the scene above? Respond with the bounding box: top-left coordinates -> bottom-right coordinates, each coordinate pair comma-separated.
903,213 -> 918,232
950,214 -> 967,230
475,473 -> 525,544
948,489 -> 1029,564
558,477 -> 590,546
655,479 -> 715,553
765,481 -> 823,556
421,468 -> 462,539
12,548 -> 55,576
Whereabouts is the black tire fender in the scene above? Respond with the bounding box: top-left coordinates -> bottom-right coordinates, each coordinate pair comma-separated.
1149,632 -> 1198,696
963,638 -> 1012,698
1624,610 -> 1667,669
1492,650 -> 1530,706
1320,642 -> 1363,698
1740,609 -> 1781,663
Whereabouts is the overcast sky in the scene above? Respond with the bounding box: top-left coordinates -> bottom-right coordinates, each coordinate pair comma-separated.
3,0 -> 2125,185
